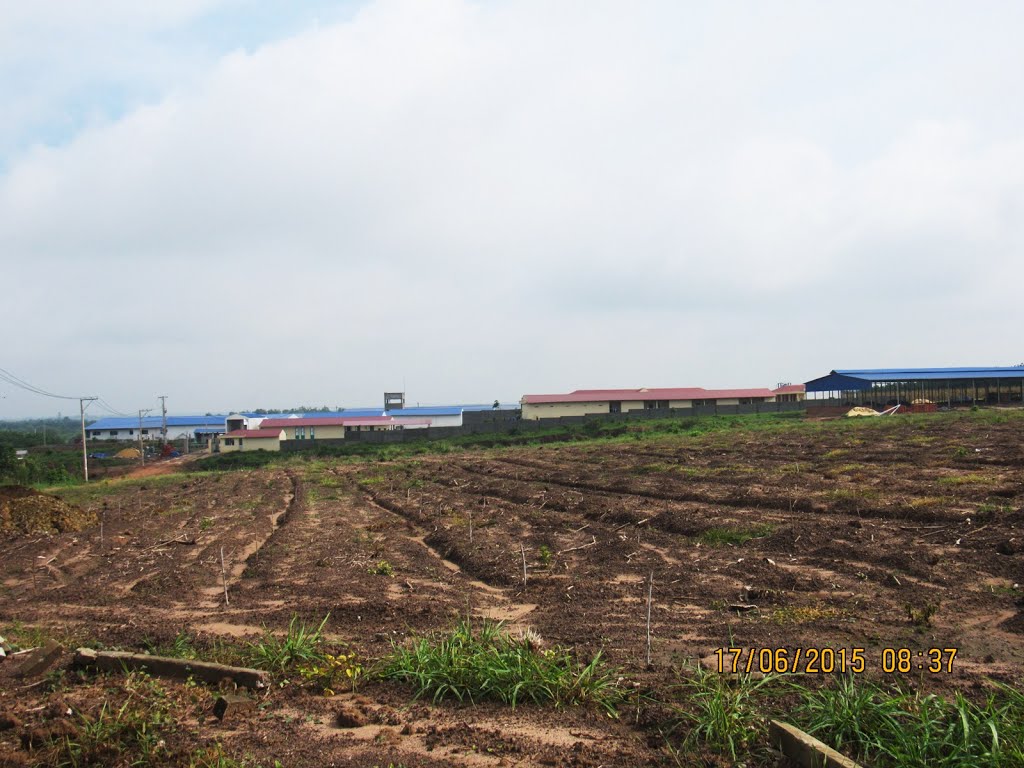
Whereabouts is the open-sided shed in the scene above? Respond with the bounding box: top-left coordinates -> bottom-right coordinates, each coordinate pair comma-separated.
804,367 -> 1024,407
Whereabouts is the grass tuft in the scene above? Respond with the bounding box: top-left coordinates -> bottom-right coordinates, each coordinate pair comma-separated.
669,664 -> 781,762
378,620 -> 623,714
697,524 -> 773,546
795,677 -> 1024,767
246,614 -> 330,673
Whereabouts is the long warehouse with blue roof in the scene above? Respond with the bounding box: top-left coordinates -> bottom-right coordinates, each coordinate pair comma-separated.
805,366 -> 1024,407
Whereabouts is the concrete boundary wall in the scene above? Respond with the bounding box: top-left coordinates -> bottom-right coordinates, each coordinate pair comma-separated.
337,401 -> 807,445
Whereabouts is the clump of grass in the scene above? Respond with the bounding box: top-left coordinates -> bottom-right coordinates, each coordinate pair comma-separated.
768,606 -> 844,625
378,620 -> 623,714
635,462 -> 672,474
669,664 -> 781,762
247,614 -> 330,673
794,677 -> 1024,767
938,474 -> 991,486
793,674 -> 905,761
369,559 -> 395,576
697,524 -> 773,546
909,496 -> 948,509
906,602 -> 939,628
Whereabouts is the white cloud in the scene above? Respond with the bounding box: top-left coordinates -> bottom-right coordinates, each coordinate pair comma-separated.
2,0 -> 1024,416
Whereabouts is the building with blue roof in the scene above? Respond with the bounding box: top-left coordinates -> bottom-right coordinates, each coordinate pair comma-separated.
805,367 -> 1024,407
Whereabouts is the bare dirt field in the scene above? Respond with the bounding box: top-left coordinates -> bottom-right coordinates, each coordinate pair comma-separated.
1,411 -> 1022,766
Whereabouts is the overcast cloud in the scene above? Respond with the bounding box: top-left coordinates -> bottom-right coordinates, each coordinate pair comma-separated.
2,0 -> 1023,418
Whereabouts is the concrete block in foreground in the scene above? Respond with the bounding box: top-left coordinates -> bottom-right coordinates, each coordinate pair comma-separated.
769,720 -> 864,768
74,648 -> 269,690
1,640 -> 64,679
213,693 -> 258,721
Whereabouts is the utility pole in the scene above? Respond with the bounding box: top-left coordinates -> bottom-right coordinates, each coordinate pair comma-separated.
158,395 -> 168,445
79,397 -> 97,482
138,409 -> 152,466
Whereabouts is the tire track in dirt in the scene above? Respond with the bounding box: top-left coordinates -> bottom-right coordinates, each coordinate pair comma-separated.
361,488 -> 538,627
172,470 -> 301,624
476,455 -> 982,525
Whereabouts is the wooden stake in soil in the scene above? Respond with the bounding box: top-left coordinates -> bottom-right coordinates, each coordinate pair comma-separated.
645,571 -> 654,667
220,546 -> 230,606
521,543 -> 528,586
469,508 -> 473,545
100,506 -> 105,550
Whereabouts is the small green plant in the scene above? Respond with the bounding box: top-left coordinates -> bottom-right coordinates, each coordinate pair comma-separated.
369,559 -> 395,576
298,649 -> 363,695
538,545 -> 553,567
906,602 -> 939,628
247,614 -> 330,673
952,446 -> 971,458
199,516 -> 215,532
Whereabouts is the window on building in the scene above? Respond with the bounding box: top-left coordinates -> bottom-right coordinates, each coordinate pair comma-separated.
693,399 -> 715,407
310,426 -> 316,439
109,430 -> 118,436
141,429 -> 149,435
225,438 -> 235,446
295,427 -> 305,439
609,401 -> 622,413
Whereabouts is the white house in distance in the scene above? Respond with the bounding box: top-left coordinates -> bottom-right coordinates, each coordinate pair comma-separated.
520,386 -> 803,420
86,415 -> 226,441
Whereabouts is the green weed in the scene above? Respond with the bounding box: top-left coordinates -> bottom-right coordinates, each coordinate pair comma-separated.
369,559 -> 395,576
697,525 -> 773,546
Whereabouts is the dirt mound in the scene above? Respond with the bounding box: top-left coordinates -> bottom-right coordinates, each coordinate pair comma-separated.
0,485 -> 96,538
115,448 -> 141,459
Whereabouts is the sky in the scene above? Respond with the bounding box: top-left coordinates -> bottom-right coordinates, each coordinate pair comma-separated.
2,0 -> 1023,418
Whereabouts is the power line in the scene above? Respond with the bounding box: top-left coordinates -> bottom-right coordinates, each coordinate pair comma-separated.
0,366 -> 82,401
97,397 -> 131,417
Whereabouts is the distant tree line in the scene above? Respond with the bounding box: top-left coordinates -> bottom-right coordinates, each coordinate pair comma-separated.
0,418 -> 79,448
0,444 -> 74,485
